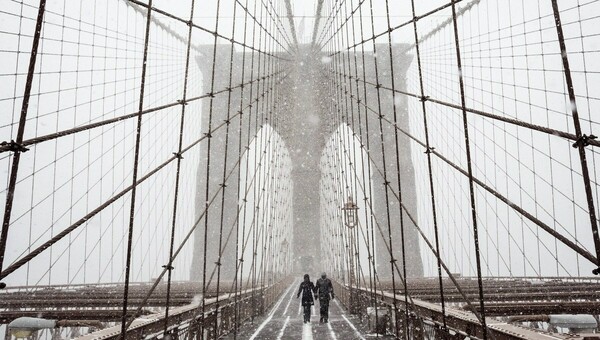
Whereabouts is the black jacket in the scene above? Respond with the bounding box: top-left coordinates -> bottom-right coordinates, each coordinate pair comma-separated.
297,280 -> 315,306
315,278 -> 334,300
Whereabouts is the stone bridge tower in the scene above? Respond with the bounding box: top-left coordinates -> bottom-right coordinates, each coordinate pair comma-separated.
190,44 -> 423,282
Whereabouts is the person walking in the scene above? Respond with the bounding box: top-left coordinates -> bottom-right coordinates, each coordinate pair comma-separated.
314,272 -> 334,323
297,274 -> 315,323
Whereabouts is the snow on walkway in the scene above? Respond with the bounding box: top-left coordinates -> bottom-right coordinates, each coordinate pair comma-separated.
221,281 -> 378,339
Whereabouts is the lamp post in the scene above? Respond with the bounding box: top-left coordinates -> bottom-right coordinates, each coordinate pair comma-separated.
342,196 -> 359,314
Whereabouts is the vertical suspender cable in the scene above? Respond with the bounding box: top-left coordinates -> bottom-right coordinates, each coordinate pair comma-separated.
550,0 -> 600,274
449,2 -> 488,337
409,0 -> 448,333
249,0 -> 261,320
0,0 -> 47,273
162,0 -> 197,334
233,0 -> 251,336
121,0 -> 153,337
381,0 -> 409,336
200,0 -> 223,333
366,0 -> 396,335
356,0 -> 379,319
212,0 -> 240,335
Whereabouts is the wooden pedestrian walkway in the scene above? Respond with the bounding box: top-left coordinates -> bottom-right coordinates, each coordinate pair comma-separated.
222,281 -> 388,339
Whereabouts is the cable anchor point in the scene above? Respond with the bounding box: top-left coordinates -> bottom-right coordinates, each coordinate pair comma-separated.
1,140 -> 29,153
572,134 -> 597,148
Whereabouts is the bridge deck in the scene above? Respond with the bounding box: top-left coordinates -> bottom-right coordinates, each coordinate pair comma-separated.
223,281 -> 389,340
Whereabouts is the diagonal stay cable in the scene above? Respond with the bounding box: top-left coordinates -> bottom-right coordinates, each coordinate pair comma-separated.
324,0 -> 469,57
331,117 -> 487,328
329,69 -> 600,148
336,73 -> 600,268
283,0 -> 298,47
122,126 -> 277,333
127,0 -> 292,60
0,0 -> 47,272
324,126 -> 428,332
0,71 -> 283,154
0,73 -> 289,281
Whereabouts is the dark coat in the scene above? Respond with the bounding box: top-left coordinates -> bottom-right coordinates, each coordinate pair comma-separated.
297,280 -> 315,306
315,278 -> 334,300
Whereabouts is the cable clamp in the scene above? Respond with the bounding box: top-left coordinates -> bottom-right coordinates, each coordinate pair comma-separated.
424,147 -> 435,154
1,140 -> 29,153
220,183 -> 227,188
177,99 -> 188,106
383,180 -> 390,186
390,258 -> 397,263
420,96 -> 430,102
572,134 -> 597,148
162,264 -> 174,270
214,261 -> 222,266
186,20 -> 193,27
173,152 -> 184,160
204,132 -> 212,138
375,83 -> 382,89
208,92 -> 215,98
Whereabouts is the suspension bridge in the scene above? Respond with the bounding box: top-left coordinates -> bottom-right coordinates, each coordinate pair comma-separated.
1,0 -> 600,338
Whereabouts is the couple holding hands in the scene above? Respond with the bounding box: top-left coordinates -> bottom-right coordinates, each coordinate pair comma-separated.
297,272 -> 335,323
